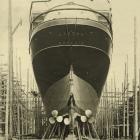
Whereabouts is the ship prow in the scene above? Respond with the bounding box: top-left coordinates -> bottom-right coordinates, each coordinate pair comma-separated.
29,0 -> 113,139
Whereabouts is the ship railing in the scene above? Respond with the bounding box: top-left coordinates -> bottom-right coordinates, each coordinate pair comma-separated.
29,8 -> 112,37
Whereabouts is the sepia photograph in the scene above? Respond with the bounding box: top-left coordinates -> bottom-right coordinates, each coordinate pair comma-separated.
0,0 -> 140,139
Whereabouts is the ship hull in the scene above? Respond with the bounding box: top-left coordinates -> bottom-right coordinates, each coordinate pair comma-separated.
30,18 -> 112,116
42,72 -> 99,117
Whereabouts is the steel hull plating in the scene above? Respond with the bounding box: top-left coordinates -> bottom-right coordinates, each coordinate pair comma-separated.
30,18 -> 112,116
43,73 -> 99,116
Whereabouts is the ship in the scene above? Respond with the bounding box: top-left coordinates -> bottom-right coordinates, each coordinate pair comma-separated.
29,0 -> 113,139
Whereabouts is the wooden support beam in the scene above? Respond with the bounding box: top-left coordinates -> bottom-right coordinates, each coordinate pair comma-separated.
5,0 -> 13,139
133,16 -> 138,140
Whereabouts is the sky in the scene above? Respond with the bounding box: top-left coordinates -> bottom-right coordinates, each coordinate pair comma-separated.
0,0 -> 140,91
